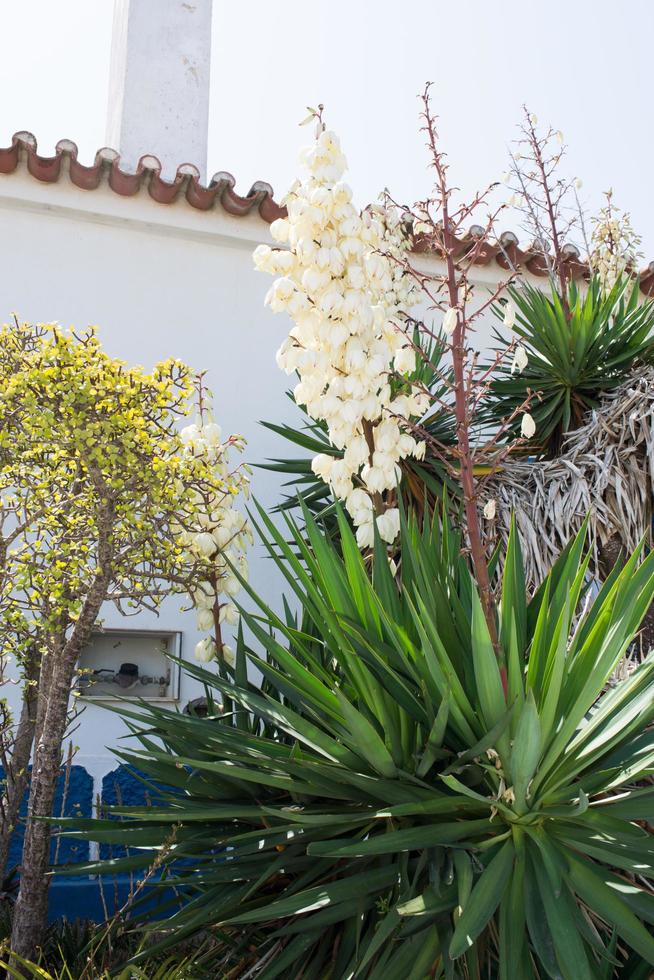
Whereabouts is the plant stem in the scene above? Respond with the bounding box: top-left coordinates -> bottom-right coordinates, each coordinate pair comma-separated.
209,571 -> 233,719
445,255 -> 502,668
422,93 -> 504,679
524,112 -> 571,319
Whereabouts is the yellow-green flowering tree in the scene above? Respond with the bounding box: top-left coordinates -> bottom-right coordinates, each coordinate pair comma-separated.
0,322 -> 246,965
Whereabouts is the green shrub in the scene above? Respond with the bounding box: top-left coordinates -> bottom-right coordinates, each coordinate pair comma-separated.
0,911 -> 214,979
0,950 -> 205,980
61,507 -> 654,978
487,275 -> 654,454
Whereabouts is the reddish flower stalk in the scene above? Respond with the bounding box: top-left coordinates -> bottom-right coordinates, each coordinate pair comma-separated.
417,85 -> 505,678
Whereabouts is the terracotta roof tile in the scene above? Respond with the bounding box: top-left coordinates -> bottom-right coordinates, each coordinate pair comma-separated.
0,132 -> 285,222
413,224 -> 653,296
0,132 -> 652,297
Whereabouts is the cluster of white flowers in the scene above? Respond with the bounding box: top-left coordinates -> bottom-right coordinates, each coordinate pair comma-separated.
590,192 -> 643,292
177,416 -> 251,665
254,127 -> 428,548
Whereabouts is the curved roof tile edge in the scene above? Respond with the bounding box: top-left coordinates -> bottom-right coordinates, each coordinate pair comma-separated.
1,132 -> 653,296
0,131 -> 287,223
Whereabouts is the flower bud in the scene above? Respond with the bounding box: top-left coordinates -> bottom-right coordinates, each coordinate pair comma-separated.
194,532 -> 216,557
194,637 -> 216,663
511,345 -> 528,375
521,413 -> 536,439
443,307 -> 458,335
483,499 -> 497,520
197,607 -> 215,631
270,218 -> 290,243
221,644 -> 235,667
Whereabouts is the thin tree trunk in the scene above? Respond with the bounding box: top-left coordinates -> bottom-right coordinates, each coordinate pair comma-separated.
0,654 -> 39,883
9,651 -> 75,965
9,471 -> 114,967
10,532 -> 113,966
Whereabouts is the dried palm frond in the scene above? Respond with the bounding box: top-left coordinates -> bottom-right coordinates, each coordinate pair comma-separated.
481,368 -> 654,589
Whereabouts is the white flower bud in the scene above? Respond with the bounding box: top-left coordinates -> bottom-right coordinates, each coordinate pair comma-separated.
511,345 -> 528,375
219,603 -> 239,625
521,413 -> 536,439
223,575 -> 240,597
376,508 -> 400,544
443,307 -> 458,335
203,422 -> 222,446
197,607 -> 215,631
194,637 -> 216,663
503,301 -> 516,329
253,243 -> 272,271
394,346 -> 416,374
483,499 -> 497,520
221,644 -> 236,667
179,423 -> 201,445
194,532 -> 216,557
212,524 -> 233,549
270,218 -> 290,242
311,453 -> 335,482
355,519 -> 375,549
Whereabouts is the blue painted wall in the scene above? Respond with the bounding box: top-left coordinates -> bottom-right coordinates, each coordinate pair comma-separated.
99,764 -> 171,861
2,764 -> 178,922
1,765 -> 93,872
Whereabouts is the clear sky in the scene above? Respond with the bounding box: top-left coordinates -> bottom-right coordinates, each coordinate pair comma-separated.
1,1 -> 653,259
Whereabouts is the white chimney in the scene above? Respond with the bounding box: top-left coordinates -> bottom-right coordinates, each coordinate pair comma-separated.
106,0 -> 213,182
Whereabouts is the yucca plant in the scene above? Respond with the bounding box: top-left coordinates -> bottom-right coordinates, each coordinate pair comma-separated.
59,505 -> 654,978
487,274 -> 654,455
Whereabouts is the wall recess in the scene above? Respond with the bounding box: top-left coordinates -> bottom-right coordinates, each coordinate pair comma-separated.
77,629 -> 181,702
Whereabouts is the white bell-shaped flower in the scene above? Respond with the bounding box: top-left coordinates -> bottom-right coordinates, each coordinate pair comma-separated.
195,637 -> 216,663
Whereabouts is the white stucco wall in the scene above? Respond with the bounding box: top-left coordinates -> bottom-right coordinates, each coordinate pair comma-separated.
0,174 -> 299,790
0,171 -> 508,793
